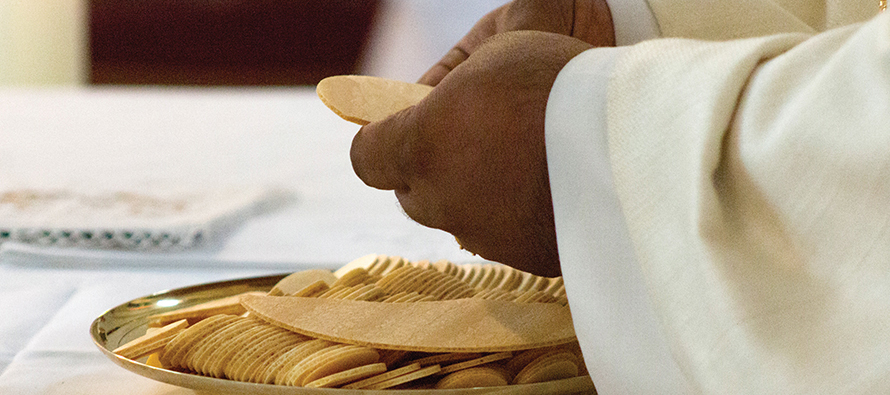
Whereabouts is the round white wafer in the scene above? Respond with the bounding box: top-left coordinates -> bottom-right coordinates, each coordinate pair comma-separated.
268,269 -> 337,297
333,254 -> 380,278
435,366 -> 511,389
317,75 -> 433,125
437,352 -> 513,375
268,339 -> 335,385
360,364 -> 442,390
113,318 -> 188,360
162,315 -> 239,369
304,362 -> 387,388
244,334 -> 309,383
341,362 -> 422,389
512,350 -> 580,385
189,318 -> 261,376
291,280 -> 330,298
242,295 -> 577,352
202,322 -> 276,377
228,328 -> 302,382
282,344 -> 349,386
148,292 -> 263,327
300,345 -> 381,386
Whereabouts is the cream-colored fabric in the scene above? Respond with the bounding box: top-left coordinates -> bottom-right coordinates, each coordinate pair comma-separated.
606,12 -> 890,393
647,0 -> 876,39
548,48 -> 692,394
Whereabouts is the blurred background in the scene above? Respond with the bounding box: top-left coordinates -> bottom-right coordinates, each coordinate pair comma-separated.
0,0 -> 512,86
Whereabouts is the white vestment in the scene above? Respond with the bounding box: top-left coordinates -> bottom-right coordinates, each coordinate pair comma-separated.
548,2 -> 890,394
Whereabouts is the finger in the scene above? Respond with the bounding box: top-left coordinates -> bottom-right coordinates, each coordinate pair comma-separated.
500,0 -> 614,47
500,0 -> 574,33
570,0 -> 615,46
350,108 -> 416,192
417,46 -> 470,86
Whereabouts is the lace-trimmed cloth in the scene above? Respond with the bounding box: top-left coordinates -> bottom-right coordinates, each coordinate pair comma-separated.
0,188 -> 289,250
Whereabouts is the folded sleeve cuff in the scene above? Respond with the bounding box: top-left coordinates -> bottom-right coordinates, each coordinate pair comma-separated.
545,47 -> 690,394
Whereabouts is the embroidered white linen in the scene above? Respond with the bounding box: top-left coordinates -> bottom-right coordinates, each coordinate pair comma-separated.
0,187 -> 290,250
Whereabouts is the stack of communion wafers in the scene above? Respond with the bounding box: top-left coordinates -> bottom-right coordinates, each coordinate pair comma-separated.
113,254 -> 588,390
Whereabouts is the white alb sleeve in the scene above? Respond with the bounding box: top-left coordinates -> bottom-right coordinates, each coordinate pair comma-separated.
545,47 -> 691,395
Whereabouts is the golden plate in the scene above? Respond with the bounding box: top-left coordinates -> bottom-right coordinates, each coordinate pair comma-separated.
91,273 -> 596,394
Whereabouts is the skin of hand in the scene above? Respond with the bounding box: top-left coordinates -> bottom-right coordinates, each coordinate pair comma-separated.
350,31 -> 595,277
418,0 -> 615,86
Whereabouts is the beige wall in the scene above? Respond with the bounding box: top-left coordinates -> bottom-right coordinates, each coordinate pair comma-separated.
0,0 -> 88,85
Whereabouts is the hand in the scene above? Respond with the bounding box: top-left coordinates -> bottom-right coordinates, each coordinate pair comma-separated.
350,31 -> 594,276
418,0 -> 614,86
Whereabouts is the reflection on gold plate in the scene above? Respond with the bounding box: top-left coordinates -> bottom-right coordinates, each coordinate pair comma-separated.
91,274 -> 596,394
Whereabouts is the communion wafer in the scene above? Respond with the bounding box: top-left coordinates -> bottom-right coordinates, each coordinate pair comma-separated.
341,362 -> 422,389
241,295 -> 576,352
349,284 -> 385,302
161,314 -> 238,368
268,269 -> 337,297
505,344 -> 575,376
425,275 -> 465,300
436,352 -> 513,375
291,280 -> 329,298
319,284 -> 352,299
435,366 -> 511,389
222,324 -> 288,380
300,345 -> 380,386
228,329 -> 304,382
207,326 -> 284,379
269,339 -> 335,385
504,342 -> 583,376
402,352 -> 482,367
430,259 -> 452,275
230,330 -> 297,381
113,319 -> 187,360
516,271 -> 540,292
316,76 -> 433,125
304,362 -> 387,388
380,256 -> 409,277
378,349 -> 412,367
365,256 -> 390,277
282,344 -> 349,386
495,266 -> 522,291
244,333 -> 308,383
544,276 -> 564,295
187,317 -> 256,376
360,364 -> 442,390
198,320 -> 268,377
473,265 -> 500,289
512,350 -> 580,385
340,284 -> 373,300
374,265 -> 418,292
148,292 -> 263,327
251,341 -> 303,384
379,291 -> 410,303
459,263 -> 480,285
333,254 -> 379,278
331,267 -> 371,288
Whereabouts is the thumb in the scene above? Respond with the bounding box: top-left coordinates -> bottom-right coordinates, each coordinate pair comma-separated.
350,107 -> 418,192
